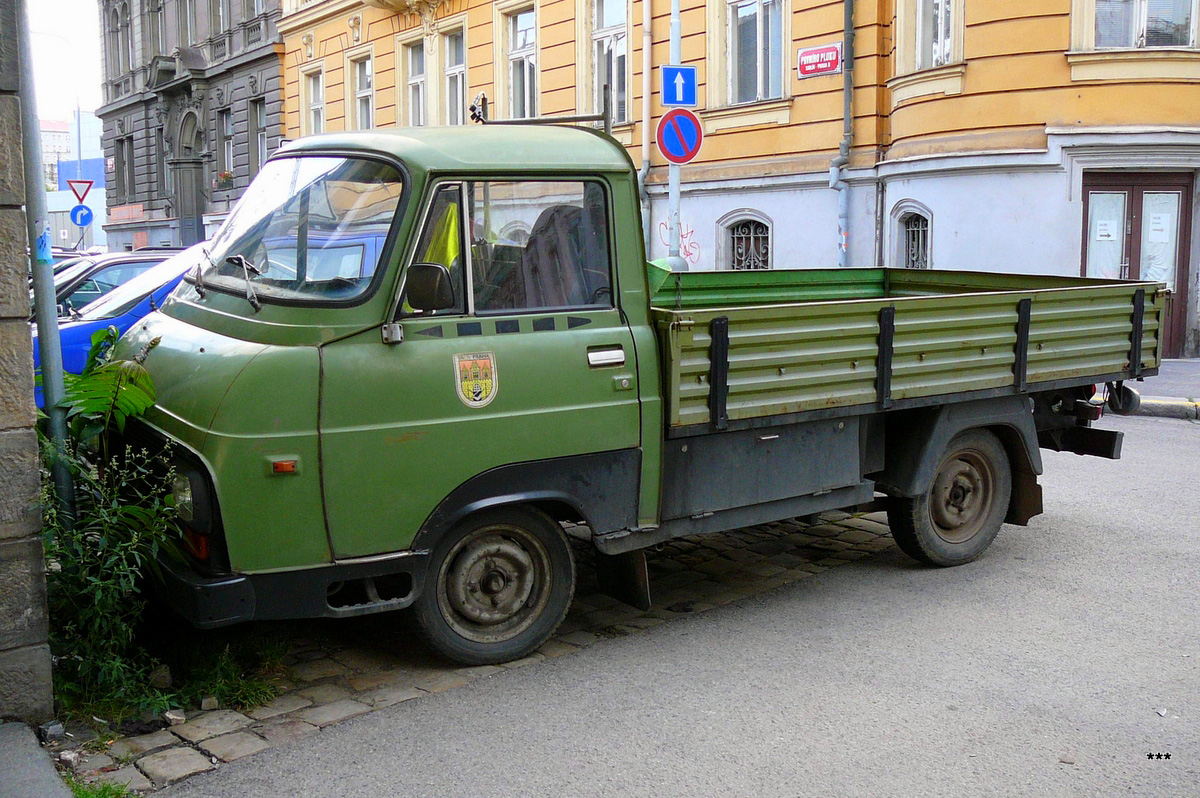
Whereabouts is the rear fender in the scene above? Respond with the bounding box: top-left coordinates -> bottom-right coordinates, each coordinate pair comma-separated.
874,396 -> 1043,526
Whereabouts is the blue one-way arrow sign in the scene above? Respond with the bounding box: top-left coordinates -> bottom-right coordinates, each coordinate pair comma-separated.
661,65 -> 697,108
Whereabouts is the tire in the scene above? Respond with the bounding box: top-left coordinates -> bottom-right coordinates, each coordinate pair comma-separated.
886,429 -> 1012,567
411,506 -> 575,665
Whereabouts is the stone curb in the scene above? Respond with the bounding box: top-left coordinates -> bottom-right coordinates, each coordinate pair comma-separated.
1133,397 -> 1200,420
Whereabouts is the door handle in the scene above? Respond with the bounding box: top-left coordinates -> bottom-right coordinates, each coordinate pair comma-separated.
588,347 -> 626,367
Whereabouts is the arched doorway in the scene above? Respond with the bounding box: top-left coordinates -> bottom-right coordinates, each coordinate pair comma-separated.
172,110 -> 207,245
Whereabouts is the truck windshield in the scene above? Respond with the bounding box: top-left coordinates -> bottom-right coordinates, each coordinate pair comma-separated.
201,156 -> 403,304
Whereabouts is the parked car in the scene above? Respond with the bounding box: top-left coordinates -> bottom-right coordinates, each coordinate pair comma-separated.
31,245 -> 205,406
34,251 -> 173,320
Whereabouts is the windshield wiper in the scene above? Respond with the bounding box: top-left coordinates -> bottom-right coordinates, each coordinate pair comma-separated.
226,255 -> 262,312
194,247 -> 212,298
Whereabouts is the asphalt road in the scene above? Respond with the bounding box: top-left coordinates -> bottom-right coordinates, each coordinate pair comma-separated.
163,414 -> 1199,798
1141,359 -> 1200,400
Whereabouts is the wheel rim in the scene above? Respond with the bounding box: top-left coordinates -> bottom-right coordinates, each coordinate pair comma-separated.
929,447 -> 995,544
436,525 -> 552,644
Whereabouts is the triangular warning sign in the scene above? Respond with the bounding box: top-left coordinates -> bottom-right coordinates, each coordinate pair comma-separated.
67,180 -> 94,204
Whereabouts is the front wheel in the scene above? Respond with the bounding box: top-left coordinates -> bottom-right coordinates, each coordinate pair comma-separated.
412,507 -> 575,665
887,429 -> 1012,567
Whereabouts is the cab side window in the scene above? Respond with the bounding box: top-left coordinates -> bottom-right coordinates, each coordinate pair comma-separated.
408,184 -> 466,315
467,181 -> 612,313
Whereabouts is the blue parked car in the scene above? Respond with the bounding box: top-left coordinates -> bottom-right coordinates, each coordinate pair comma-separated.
32,244 -> 205,405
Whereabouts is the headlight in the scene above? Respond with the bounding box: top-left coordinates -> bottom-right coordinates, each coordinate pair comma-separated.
172,474 -> 194,522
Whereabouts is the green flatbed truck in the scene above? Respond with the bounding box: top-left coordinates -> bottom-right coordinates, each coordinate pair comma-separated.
116,126 -> 1162,664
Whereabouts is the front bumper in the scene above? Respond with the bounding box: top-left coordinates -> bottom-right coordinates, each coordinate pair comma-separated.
153,549 -> 431,629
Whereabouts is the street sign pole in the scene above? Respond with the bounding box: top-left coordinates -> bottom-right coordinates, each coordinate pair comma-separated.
18,0 -> 74,521
668,0 -> 684,270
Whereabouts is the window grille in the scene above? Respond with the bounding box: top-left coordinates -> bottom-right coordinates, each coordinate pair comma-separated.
903,213 -> 930,269
729,219 -> 770,270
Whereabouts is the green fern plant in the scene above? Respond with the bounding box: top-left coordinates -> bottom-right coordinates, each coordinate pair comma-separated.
58,327 -> 160,461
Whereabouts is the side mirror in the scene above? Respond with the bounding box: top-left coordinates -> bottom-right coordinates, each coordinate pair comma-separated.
406,262 -> 455,312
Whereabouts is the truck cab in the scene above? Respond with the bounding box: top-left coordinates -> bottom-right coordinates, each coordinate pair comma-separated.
121,127 -> 662,664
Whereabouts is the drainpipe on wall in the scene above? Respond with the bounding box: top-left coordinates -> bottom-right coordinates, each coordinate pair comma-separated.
828,0 -> 854,267
637,0 -> 652,254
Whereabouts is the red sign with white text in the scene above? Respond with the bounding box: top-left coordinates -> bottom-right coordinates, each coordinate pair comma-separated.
797,43 -> 843,78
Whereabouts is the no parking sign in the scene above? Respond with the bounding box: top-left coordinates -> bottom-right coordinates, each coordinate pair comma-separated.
656,108 -> 704,165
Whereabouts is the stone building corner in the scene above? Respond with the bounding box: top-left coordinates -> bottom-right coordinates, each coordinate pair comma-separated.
0,0 -> 53,724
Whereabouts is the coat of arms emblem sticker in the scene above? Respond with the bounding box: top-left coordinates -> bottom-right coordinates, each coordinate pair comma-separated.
453,352 -> 498,408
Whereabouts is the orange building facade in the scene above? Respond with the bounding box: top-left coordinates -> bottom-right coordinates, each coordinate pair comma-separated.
278,0 -> 1200,356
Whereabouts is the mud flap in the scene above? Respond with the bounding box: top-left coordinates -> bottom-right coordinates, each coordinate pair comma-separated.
1006,470 -> 1043,526
594,549 -> 652,611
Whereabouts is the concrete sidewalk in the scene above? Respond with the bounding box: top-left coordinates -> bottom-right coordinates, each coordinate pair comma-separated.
0,721 -> 71,798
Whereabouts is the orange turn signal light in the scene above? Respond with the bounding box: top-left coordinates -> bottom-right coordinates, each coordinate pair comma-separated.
272,459 -> 298,474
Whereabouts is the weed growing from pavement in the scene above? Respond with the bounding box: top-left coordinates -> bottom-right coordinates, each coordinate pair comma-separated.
39,327 -> 283,727
64,775 -> 132,798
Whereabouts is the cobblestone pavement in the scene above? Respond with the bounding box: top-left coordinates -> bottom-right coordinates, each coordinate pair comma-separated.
61,511 -> 895,793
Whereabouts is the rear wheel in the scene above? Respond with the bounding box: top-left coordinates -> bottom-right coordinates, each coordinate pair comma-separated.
887,429 -> 1012,567
412,507 -> 575,665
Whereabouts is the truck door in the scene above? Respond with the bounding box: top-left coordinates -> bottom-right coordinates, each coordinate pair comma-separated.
319,178 -> 642,559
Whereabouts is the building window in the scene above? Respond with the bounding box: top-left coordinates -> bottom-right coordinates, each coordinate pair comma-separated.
348,56 -> 374,129
508,9 -> 537,118
915,0 -> 954,70
217,109 -> 233,174
902,213 -> 931,269
114,136 -> 134,204
107,9 -> 120,77
1095,0 -> 1197,48
304,70 -> 324,134
155,127 -> 168,195
405,43 -> 426,126
593,0 -> 627,122
211,0 -> 227,33
727,0 -> 782,105
180,0 -> 195,44
245,0 -> 264,15
118,2 -> 132,74
445,30 -> 466,125
147,1 -> 164,57
250,99 -> 267,174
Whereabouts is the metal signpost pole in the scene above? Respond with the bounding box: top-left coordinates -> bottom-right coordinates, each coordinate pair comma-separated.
667,0 -> 683,269
20,0 -> 75,520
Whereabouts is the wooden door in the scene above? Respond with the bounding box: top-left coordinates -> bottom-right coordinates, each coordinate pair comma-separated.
1082,172 -> 1194,359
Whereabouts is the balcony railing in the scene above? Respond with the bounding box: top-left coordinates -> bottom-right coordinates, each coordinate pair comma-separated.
245,18 -> 264,45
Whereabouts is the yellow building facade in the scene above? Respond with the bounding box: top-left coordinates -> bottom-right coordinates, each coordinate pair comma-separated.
278,0 -> 1200,356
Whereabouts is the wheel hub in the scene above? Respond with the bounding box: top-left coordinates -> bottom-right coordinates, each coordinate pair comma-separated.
930,451 -> 994,543
445,534 -> 539,629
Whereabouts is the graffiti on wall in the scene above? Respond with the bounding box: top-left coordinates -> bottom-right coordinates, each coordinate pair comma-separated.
658,220 -> 702,266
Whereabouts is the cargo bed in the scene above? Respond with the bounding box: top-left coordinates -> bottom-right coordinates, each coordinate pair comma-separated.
648,266 -> 1164,432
